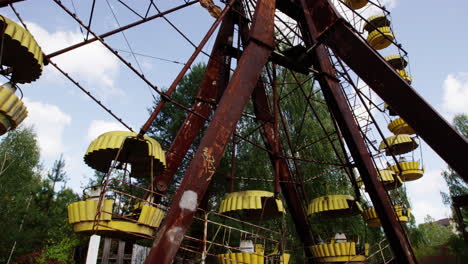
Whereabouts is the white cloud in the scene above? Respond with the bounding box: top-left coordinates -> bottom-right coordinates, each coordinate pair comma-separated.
381,0 -> 398,9
22,98 -> 72,158
442,73 -> 468,119
405,169 -> 451,224
87,120 -> 127,141
26,22 -> 123,99
63,152 -> 94,192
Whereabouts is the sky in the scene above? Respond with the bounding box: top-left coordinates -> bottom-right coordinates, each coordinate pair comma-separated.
1,0 -> 467,225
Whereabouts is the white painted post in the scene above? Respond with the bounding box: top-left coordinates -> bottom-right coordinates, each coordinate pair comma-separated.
85,235 -> 101,264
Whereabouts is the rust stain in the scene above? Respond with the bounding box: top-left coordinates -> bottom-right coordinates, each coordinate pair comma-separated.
202,147 -> 216,181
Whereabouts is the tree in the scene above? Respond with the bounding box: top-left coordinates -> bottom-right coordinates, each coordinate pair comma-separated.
0,127 -> 81,263
440,114 -> 468,227
45,155 -> 68,215
0,127 -> 41,263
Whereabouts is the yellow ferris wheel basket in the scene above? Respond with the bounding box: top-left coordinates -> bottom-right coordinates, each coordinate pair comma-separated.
0,84 -> 27,135
0,15 -> 44,83
378,134 -> 418,156
218,190 -> 286,220
84,131 -> 166,178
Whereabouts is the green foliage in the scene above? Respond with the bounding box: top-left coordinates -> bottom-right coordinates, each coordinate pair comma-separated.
440,114 -> 467,234
0,127 -> 41,262
412,215 -> 468,261
453,114 -> 467,138
37,237 -> 80,264
0,127 -> 81,263
147,63 -> 206,146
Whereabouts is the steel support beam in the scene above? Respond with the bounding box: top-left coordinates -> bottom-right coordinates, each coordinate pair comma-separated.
0,0 -> 24,7
144,0 -> 276,262
236,7 -> 315,257
252,81 -> 315,262
153,12 -> 235,192
299,1 -> 417,263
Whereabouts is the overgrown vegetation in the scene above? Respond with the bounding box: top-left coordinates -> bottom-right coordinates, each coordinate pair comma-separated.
0,128 -> 81,264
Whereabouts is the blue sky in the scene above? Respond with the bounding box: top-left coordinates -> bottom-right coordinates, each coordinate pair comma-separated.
1,0 -> 467,224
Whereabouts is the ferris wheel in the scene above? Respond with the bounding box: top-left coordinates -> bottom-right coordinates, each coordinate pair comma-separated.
0,0 -> 467,264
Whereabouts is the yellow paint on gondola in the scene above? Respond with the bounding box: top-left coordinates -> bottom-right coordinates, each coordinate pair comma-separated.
84,131 -> 166,178
344,0 -> 368,10
388,118 -> 415,135
363,15 -> 391,32
0,16 -> 44,83
309,241 -> 369,263
0,84 -> 28,135
384,54 -> 408,70
218,190 -> 286,219
378,134 -> 418,155
307,195 -> 363,217
357,169 -> 402,190
397,69 -> 413,83
366,27 -> 394,50
387,161 -> 424,181
67,199 -> 165,237
362,206 -> 411,227
217,245 -> 266,264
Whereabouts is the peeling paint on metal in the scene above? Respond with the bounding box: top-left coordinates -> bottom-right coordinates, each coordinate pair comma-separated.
179,190 -> 198,212
167,226 -> 184,244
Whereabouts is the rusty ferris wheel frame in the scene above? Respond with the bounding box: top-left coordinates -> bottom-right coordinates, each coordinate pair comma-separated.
3,0 -> 467,264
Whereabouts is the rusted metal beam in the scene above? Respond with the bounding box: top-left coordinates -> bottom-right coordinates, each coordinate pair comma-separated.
251,80 -> 315,262
295,0 -> 468,181
0,0 -> 24,7
144,0 -> 276,262
235,6 -> 316,257
154,11 -> 235,192
299,1 -> 417,263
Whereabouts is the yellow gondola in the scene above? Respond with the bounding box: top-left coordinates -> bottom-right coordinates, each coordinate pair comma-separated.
363,15 -> 391,32
378,134 -> 418,156
357,169 -> 402,190
344,0 -> 368,10
0,15 -> 44,83
218,190 -> 286,220
384,54 -> 408,70
367,27 -> 394,50
217,244 -> 265,264
387,161 -> 424,181
0,83 -> 27,135
388,117 -> 415,135
397,69 -> 413,84
307,195 -> 363,217
363,15 -> 394,50
362,206 -> 411,227
84,131 -> 166,178
208,5 -> 222,18
217,244 -> 291,264
309,240 -> 369,263
67,189 -> 165,238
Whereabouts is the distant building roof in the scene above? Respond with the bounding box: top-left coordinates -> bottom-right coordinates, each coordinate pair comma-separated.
435,218 -> 451,227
